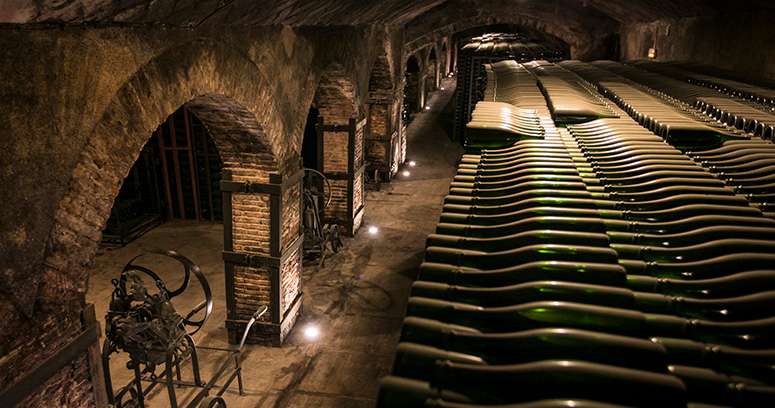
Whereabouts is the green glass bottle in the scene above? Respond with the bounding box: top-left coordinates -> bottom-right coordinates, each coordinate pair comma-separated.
417,261 -> 628,288
423,244 -> 619,268
612,239 -> 775,263
627,271 -> 775,299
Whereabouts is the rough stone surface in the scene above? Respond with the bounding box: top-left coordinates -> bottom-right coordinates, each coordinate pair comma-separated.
620,12 -> 775,79
0,22 -> 399,406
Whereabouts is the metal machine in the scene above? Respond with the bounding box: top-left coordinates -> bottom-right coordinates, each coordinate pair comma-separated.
102,250 -> 266,408
302,168 -> 343,267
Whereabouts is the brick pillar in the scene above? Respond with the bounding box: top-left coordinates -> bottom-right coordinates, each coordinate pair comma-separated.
365,100 -> 396,181
221,168 -> 304,346
317,117 -> 365,236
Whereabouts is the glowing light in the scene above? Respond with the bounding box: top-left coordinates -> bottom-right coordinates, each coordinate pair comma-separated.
304,326 -> 320,340
440,87 -> 445,90
647,47 -> 656,59
424,106 -> 431,110
403,171 -> 410,177
368,226 -> 378,234
409,161 -> 416,166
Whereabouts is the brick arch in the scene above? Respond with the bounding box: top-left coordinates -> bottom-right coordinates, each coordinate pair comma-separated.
39,38 -> 286,313
20,38 -> 296,381
405,14 -> 595,59
312,62 -> 365,235
314,62 -> 359,125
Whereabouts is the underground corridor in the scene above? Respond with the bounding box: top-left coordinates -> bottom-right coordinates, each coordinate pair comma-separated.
4,2 -> 775,407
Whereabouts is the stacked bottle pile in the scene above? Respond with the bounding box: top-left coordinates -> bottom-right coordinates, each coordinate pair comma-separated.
378,60 -> 775,408
594,60 -> 775,139
523,61 -> 619,124
465,61 -> 547,147
561,61 -> 775,210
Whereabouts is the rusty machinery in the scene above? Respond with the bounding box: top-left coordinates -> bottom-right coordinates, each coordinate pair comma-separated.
102,250 -> 267,408
302,168 -> 343,268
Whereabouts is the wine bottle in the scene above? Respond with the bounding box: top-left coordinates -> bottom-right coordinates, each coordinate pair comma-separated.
595,164 -> 707,179
424,244 -> 619,268
449,174 -> 595,192
454,167 -> 589,183
621,203 -> 763,222
734,182 -> 775,195
725,172 -> 775,185
627,271 -> 775,299
417,261 -> 628,287
668,365 -> 775,408
423,398 -> 643,408
436,212 -> 606,231
612,239 -> 775,263
425,360 -> 687,408
406,298 -> 775,348
444,188 -> 608,206
620,253 -> 775,279
709,158 -> 775,174
609,188 -> 735,204
696,148 -> 775,163
607,225 -> 775,246
593,158 -> 698,171
426,229 -> 610,249
411,280 -> 775,321
687,143 -> 775,157
442,197 -> 608,215
604,178 -> 725,192
377,375 -> 472,408
397,325 -> 668,373
653,337 -> 775,382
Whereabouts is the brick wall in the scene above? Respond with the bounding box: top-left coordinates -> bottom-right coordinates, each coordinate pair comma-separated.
233,265 -> 273,323
354,121 -> 364,170
0,23 -> 399,406
322,131 -> 349,173
281,182 -> 301,252
353,173 -> 364,213
281,245 -> 302,317
367,139 -> 388,167
325,179 -> 349,220
232,192 -> 272,255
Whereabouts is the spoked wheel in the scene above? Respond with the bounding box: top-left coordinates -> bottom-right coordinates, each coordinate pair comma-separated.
303,168 -> 332,214
324,224 -> 342,253
199,396 -> 227,407
121,250 -> 213,335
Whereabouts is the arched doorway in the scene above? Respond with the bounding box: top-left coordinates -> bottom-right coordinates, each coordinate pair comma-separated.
365,54 -> 403,181
311,63 -> 364,236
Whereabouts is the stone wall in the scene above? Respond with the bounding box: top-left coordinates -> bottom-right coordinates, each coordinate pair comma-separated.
0,23 -> 403,406
619,12 -> 775,80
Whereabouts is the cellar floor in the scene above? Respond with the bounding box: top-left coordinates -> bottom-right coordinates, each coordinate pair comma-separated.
86,77 -> 462,408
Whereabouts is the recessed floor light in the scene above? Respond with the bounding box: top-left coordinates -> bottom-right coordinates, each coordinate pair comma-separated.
304,326 -> 320,340
403,171 -> 410,177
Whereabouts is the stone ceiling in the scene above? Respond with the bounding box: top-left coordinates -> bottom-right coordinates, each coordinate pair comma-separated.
2,0 -> 773,27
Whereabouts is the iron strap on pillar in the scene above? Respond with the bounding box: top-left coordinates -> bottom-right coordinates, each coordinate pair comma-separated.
316,117 -> 366,236
221,168 -> 305,346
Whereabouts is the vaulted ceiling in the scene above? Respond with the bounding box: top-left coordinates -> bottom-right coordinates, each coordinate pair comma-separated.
2,0 -> 772,27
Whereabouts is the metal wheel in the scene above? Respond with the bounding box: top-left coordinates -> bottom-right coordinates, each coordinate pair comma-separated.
303,168 -> 332,213
199,396 -> 227,407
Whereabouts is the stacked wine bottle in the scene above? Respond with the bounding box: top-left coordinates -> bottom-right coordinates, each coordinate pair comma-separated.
561,60 -> 775,212
378,60 -> 775,408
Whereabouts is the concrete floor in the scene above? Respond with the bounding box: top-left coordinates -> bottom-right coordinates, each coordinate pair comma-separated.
86,78 -> 462,408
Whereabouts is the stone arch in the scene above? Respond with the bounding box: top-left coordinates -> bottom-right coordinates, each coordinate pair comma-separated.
404,53 -> 422,113
427,44 -> 439,91
366,53 -> 403,179
312,62 -> 365,235
440,38 -> 450,77
13,38 -> 306,405
405,14 -> 595,60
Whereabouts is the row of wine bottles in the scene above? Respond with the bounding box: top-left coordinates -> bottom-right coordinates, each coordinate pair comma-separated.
378,59 -> 775,408
559,60 -> 775,209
